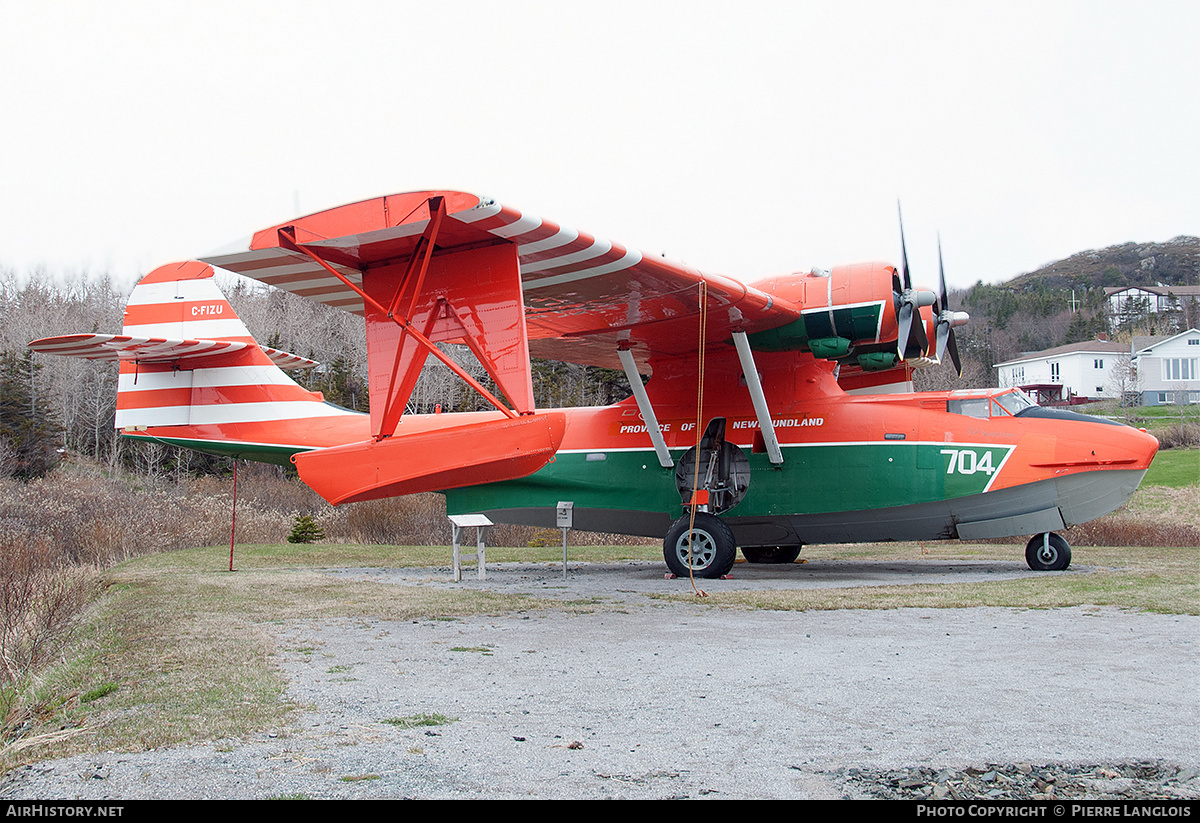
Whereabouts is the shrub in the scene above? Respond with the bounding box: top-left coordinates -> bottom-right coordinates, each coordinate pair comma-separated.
1066,516 -> 1200,547
1156,422 -> 1200,450
0,535 -> 96,724
287,514 -> 325,544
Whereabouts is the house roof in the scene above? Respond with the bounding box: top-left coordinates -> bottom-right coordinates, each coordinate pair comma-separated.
1132,334 -> 1172,352
994,339 -> 1130,368
1104,285 -> 1200,298
1133,328 -> 1200,355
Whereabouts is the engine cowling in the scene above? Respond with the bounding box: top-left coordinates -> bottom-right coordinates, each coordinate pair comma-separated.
747,262 -> 938,372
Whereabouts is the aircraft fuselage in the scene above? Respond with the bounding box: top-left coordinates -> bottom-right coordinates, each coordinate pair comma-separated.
442,352 -> 1158,550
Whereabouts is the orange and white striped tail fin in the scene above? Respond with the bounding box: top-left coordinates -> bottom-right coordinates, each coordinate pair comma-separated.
30,261 -> 368,462
122,260 -> 258,343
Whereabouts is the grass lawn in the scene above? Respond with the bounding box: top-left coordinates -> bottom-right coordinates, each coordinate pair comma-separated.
1143,447 -> 1200,488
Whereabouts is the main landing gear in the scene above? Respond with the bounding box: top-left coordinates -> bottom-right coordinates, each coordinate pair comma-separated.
663,513 -> 738,579
664,418 -> 748,579
1025,532 -> 1071,571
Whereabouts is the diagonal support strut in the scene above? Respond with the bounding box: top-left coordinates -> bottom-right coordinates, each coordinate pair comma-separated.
732,331 -> 784,465
617,344 -> 674,468
276,223 -> 518,433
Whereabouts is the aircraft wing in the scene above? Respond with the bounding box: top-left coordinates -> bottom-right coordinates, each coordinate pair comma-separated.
202,191 -> 803,373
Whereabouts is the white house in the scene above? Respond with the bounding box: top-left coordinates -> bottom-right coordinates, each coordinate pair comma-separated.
1106,285 -> 1200,332
1132,328 -> 1200,406
994,339 -> 1130,405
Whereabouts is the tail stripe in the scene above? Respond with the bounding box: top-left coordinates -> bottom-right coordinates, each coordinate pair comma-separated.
122,301 -> 242,327
121,319 -> 253,340
117,385 -> 331,411
123,279 -> 231,305
117,366 -> 308,393
117,400 -> 356,429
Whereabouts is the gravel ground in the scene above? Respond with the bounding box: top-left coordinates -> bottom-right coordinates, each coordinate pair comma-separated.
2,559 -> 1198,800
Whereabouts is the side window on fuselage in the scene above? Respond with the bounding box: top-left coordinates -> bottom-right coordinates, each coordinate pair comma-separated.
947,398 -> 990,419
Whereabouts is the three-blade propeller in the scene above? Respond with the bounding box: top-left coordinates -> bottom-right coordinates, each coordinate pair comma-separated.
932,237 -> 970,376
893,207 -> 936,362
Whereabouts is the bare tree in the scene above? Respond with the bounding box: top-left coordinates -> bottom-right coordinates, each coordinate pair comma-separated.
1107,352 -> 1140,423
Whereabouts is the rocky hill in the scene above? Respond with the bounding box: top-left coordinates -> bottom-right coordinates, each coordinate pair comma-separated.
948,235 -> 1199,382
1005,236 -> 1200,292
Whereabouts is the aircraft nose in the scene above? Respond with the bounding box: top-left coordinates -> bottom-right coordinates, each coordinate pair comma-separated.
1131,425 -> 1160,470
1096,421 -> 1160,471
1017,407 -> 1159,470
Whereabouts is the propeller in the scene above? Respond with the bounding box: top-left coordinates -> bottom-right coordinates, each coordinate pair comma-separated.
894,206 -> 935,362
932,237 -> 970,376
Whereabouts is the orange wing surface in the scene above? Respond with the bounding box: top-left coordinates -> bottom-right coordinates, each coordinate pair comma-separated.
202,191 -> 804,376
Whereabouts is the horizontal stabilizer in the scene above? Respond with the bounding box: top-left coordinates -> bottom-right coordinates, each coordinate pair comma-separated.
258,347 -> 320,370
294,412 -> 566,505
29,334 -> 318,370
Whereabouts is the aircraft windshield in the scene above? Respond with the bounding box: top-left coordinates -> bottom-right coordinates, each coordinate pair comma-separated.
948,389 -> 1036,420
993,389 -> 1036,416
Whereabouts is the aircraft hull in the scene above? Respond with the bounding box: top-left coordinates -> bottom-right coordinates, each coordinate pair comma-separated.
447,450 -> 1147,548
444,383 -> 1158,548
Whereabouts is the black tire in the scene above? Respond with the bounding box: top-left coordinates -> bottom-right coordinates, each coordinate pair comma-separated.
663,513 -> 737,578
1025,532 -> 1071,571
741,545 -> 802,564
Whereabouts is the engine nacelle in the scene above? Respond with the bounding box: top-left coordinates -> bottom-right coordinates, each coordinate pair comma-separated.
746,262 -> 937,367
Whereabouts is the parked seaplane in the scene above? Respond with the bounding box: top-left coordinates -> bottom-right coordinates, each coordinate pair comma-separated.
29,191 -> 1158,577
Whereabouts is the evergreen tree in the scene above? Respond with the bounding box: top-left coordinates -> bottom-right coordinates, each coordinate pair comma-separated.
0,351 -> 62,479
288,514 -> 325,544
321,355 -> 368,412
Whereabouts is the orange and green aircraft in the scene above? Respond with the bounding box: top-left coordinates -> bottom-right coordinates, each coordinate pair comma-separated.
29,191 -> 1159,577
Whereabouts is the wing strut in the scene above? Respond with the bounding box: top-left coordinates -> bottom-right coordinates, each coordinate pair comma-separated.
277,221 -> 521,435
731,331 -> 784,465
617,345 -> 674,468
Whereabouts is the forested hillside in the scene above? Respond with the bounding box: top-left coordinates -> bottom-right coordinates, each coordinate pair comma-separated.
917,236 -> 1200,391
1007,236 -> 1199,291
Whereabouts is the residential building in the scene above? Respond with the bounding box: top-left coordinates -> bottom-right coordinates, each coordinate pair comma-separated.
1132,328 -> 1200,406
1106,285 -> 1200,333
994,339 -> 1130,405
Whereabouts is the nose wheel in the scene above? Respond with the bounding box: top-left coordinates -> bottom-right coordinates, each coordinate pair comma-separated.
1025,532 -> 1071,571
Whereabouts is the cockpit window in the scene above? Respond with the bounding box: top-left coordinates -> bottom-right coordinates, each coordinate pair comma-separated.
949,389 -> 1036,420
947,397 -> 990,419
993,389 -> 1036,416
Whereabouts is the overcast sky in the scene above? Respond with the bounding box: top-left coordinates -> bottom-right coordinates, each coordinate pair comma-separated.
1,0 -> 1196,293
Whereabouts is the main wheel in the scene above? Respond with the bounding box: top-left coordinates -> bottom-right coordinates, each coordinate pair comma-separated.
741,545 -> 802,564
664,513 -> 737,578
1025,532 -> 1071,571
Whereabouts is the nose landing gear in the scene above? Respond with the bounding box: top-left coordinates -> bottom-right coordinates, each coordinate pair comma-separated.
1025,532 -> 1071,571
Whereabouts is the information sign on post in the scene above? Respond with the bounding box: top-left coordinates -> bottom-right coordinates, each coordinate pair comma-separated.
556,502 -> 573,578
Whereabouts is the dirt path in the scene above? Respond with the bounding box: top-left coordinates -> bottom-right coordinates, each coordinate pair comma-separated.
3,561 -> 1198,799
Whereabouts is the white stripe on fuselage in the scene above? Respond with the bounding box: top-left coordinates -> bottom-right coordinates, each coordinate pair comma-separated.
117,365 -> 304,392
